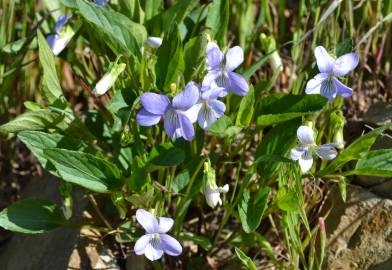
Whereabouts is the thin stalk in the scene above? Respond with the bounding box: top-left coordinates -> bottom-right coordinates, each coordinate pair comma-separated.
210,161 -> 254,249
166,166 -> 176,210
88,194 -> 113,230
174,158 -> 205,219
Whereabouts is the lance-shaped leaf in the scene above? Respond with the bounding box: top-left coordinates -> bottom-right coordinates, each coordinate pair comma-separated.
354,149 -> 392,177
146,0 -> 197,35
319,125 -> 390,175
183,35 -> 208,81
235,247 -> 257,270
148,143 -> 185,168
37,31 -> 64,104
255,119 -> 300,179
206,0 -> 229,47
238,187 -> 270,233
76,0 -> 147,56
255,93 -> 328,127
0,198 -> 66,234
0,109 -> 64,134
44,149 -> 122,193
155,24 -> 184,91
236,86 -> 255,128
18,131 -> 87,175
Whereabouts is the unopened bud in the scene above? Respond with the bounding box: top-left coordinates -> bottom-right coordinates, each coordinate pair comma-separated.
203,160 -> 229,208
331,111 -> 346,149
93,62 -> 126,96
147,36 -> 163,49
170,83 -> 177,93
259,33 -> 283,71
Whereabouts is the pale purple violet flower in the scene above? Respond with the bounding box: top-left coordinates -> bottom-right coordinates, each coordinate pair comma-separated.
196,83 -> 226,130
46,15 -> 74,56
290,126 -> 338,173
134,209 -> 182,261
95,0 -> 109,6
136,82 -> 199,141
202,42 -> 249,96
306,46 -> 359,101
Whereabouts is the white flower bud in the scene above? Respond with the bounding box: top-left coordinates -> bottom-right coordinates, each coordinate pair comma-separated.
147,36 -> 163,49
93,63 -> 126,96
203,161 -> 229,208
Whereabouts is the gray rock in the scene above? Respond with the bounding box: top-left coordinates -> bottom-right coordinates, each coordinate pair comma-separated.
324,185 -> 392,270
0,174 -> 87,270
363,102 -> 392,126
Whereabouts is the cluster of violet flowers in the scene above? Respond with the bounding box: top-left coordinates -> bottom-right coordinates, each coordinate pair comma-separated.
291,46 -> 359,172
46,6 -> 360,260
133,41 -> 249,261
136,42 -> 249,141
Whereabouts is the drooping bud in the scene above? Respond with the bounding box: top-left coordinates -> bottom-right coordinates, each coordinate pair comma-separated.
305,120 -> 314,129
259,33 -> 283,71
93,61 -> 126,96
331,110 -> 346,149
203,160 -> 229,208
147,36 -> 163,49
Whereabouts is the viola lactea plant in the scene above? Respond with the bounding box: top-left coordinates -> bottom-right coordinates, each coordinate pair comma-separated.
1,1 -> 389,269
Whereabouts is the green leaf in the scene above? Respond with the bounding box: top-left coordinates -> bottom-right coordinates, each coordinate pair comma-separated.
18,131 -> 87,175
142,0 -> 163,21
147,0 -> 197,35
37,31 -> 64,104
129,156 -> 148,192
238,0 -> 255,50
148,143 -> 185,167
118,0 -> 144,23
108,88 -> 137,114
208,115 -> 232,135
255,119 -> 300,179
44,149 -> 122,193
2,37 -> 27,53
354,149 -> 392,177
255,154 -> 295,164
0,109 -> 64,134
336,38 -> 353,57
234,247 -> 257,270
242,53 -> 273,79
108,88 -> 137,128
183,35 -> 208,82
172,169 -> 190,193
155,24 -> 184,91
238,187 -> 270,233
115,221 -> 136,243
319,125 -> 390,175
179,233 -> 212,251
236,86 -> 255,128
255,93 -> 328,127
277,188 -> 298,212
58,0 -> 77,8
77,0 -> 147,56
206,0 -> 229,46
338,178 -> 347,202
0,198 -> 65,234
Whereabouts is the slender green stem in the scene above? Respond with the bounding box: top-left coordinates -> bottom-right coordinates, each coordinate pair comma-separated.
88,194 -> 113,230
174,158 -> 204,218
166,166 -> 176,210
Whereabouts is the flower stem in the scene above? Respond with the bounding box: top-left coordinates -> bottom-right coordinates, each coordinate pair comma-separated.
88,194 -> 113,230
